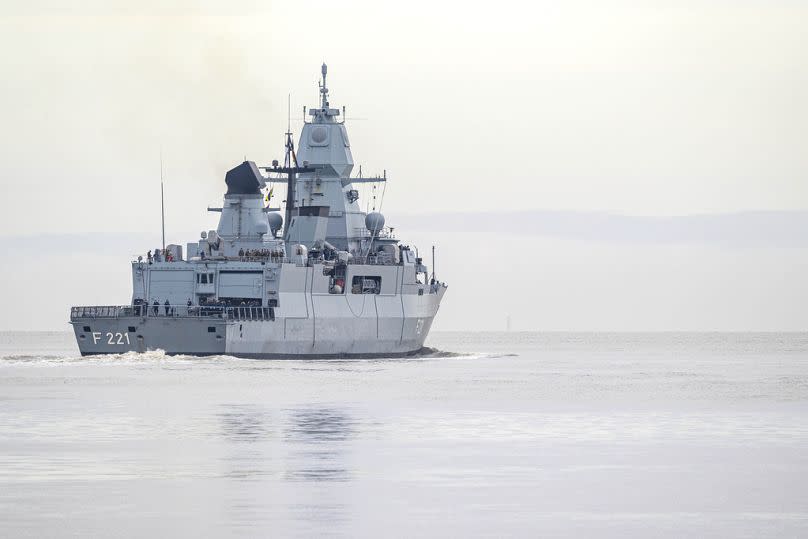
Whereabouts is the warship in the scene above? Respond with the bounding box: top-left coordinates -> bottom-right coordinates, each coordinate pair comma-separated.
70,64 -> 447,358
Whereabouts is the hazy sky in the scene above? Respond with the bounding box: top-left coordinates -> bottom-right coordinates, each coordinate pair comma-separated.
0,1 -> 806,331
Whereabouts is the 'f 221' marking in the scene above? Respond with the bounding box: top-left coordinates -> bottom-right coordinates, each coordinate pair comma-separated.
92,332 -> 130,345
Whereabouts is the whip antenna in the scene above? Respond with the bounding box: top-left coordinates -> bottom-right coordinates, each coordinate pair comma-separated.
160,149 -> 166,251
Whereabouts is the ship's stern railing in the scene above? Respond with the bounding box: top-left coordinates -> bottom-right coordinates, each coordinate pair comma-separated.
70,305 -> 227,320
70,306 -> 132,319
70,305 -> 277,322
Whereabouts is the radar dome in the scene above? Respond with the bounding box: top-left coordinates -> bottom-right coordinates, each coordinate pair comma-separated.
267,213 -> 283,236
365,212 -> 385,234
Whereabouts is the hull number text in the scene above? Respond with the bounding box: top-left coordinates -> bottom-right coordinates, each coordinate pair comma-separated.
92,332 -> 131,345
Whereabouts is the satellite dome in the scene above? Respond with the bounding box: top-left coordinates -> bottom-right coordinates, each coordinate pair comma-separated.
365,212 -> 385,234
267,213 -> 283,235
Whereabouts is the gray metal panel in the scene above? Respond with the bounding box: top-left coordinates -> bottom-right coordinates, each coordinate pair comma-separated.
218,271 -> 263,299
148,269 -> 194,303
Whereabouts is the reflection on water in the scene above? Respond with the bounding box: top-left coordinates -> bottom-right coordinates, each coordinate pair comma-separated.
218,404 -> 272,443
218,404 -> 274,483
284,407 -> 355,482
215,405 -> 356,483
285,407 -> 355,443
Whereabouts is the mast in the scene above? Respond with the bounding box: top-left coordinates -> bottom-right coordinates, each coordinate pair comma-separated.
431,245 -> 436,283
282,114 -> 300,234
160,152 -> 166,251
260,105 -> 313,239
319,62 -> 328,108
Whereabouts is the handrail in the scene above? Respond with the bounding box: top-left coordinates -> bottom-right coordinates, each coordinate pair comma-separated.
70,304 -> 276,322
70,305 -> 226,320
352,227 -> 396,239
133,252 -> 404,267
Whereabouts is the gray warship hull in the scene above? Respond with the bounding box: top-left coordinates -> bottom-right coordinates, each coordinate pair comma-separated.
71,262 -> 445,358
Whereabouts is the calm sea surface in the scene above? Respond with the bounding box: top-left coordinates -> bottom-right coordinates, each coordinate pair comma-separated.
1,331 -> 807,538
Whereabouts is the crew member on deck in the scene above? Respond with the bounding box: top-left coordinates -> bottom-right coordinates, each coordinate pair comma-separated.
164,299 -> 171,316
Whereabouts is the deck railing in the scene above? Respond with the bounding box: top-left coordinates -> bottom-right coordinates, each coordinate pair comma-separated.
70,305 -> 276,322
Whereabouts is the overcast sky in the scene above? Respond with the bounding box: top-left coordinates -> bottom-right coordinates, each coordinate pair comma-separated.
0,1 -> 806,331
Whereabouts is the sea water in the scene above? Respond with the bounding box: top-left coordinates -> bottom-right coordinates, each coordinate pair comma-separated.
1,331 -> 807,537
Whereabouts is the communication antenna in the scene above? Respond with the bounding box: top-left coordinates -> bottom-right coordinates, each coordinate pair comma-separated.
319,62 -> 328,108
431,245 -> 436,283
160,149 -> 166,251
282,99 -> 300,231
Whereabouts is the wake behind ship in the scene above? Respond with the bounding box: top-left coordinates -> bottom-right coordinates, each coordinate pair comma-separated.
70,64 -> 447,358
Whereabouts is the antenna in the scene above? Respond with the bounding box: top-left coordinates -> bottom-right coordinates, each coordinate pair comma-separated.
287,93 -> 291,132
320,62 -> 328,108
431,245 -> 436,283
160,149 -> 166,251
282,103 -> 300,233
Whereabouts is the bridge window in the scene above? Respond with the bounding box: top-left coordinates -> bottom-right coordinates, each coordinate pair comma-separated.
351,276 -> 381,294
82,326 -> 91,332
208,326 -> 216,333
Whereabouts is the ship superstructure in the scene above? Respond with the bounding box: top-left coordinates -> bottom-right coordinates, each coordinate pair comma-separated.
69,65 -> 447,358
